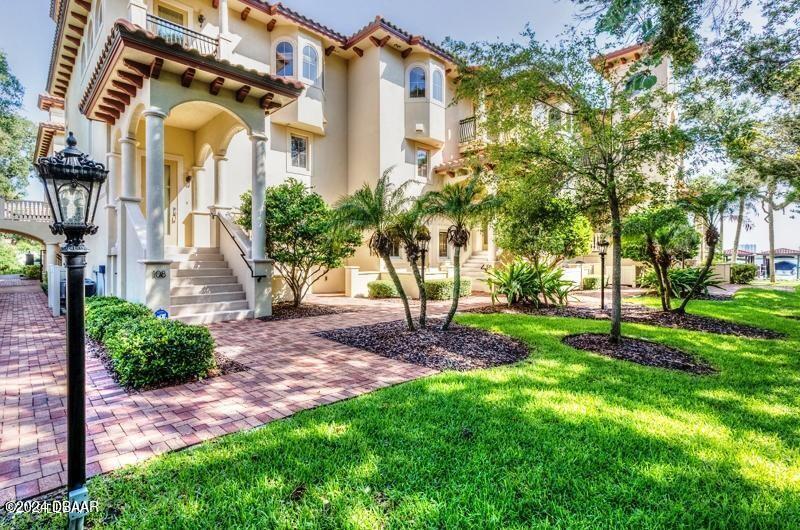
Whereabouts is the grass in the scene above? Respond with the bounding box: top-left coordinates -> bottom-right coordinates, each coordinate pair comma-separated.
13,288 -> 800,529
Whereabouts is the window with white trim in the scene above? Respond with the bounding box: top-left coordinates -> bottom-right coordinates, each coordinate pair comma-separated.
416,148 -> 429,179
409,67 -> 426,98
290,134 -> 309,170
302,45 -> 318,84
432,69 -> 444,103
276,41 -> 294,77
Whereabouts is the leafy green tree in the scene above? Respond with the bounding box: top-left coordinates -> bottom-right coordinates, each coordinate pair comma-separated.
0,50 -> 34,199
389,204 -> 430,328
423,175 -> 497,330
449,31 -> 687,342
238,179 -> 360,307
622,206 -> 698,310
335,170 -> 416,330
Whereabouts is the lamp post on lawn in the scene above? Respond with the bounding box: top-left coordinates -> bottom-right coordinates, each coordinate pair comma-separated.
416,227 -> 431,283
598,239 -> 609,310
36,132 -> 107,530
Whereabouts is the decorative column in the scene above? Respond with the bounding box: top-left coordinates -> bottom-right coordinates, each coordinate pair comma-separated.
45,243 -> 59,268
117,136 -> 140,298
487,223 -> 497,264
141,108 -> 171,312
248,131 -> 273,317
105,151 -> 121,296
217,0 -> 234,60
128,0 -> 147,26
209,154 -> 229,247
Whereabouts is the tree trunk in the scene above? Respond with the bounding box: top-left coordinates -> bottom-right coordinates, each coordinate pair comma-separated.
767,196 -> 776,284
609,193 -> 623,343
409,258 -> 427,328
676,225 -> 718,314
381,253 -> 415,331
719,207 -> 725,261
656,257 -> 672,311
732,196 -> 745,264
442,244 -> 462,331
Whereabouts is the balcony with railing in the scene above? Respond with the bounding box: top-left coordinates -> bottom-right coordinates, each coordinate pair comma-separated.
0,200 -> 53,223
459,116 -> 477,144
146,14 -> 219,57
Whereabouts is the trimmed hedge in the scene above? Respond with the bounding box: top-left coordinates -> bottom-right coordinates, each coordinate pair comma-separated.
85,296 -> 216,390
21,264 -> 41,280
424,278 -> 473,301
731,264 -> 757,285
104,318 -> 216,389
368,280 -> 398,299
582,276 -> 600,290
85,296 -> 151,342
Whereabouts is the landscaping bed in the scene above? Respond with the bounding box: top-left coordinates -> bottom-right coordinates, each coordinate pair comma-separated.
562,333 -> 716,375
466,303 -> 783,339
87,337 -> 248,393
315,318 -> 528,371
258,302 -> 355,321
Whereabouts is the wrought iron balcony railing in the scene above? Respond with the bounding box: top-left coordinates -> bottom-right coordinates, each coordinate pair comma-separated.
146,14 -> 218,57
459,116 -> 477,144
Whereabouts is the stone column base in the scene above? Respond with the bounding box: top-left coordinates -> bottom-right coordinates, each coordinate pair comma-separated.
140,259 -> 172,313
250,258 -> 273,318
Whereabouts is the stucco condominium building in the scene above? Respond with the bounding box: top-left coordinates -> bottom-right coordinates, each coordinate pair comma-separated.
37,1 -> 672,322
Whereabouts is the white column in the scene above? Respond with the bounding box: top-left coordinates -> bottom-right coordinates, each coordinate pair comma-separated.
217,0 -> 233,60
128,0 -> 147,26
45,243 -> 58,268
144,108 -> 167,261
250,133 -> 267,261
105,152 -> 121,249
219,0 -> 230,34
120,137 -> 138,199
212,154 -> 227,207
117,136 -> 139,299
487,224 -> 497,263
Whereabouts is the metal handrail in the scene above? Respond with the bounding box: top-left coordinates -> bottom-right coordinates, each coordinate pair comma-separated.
459,116 -> 477,143
213,211 -> 266,282
146,14 -> 218,56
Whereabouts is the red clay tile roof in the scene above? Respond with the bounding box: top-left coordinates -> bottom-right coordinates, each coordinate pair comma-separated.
345,16 -> 454,62
724,249 -> 754,256
758,248 -> 800,256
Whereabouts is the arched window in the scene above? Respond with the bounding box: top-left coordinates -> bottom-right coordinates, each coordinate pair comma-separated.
432,69 -> 444,102
276,41 -> 294,77
302,45 -> 318,84
409,67 -> 426,98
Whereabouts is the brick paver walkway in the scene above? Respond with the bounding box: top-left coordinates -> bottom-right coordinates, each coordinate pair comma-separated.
0,281 -> 495,502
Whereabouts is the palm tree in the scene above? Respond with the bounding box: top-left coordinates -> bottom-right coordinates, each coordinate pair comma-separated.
424,175 -> 497,330
389,203 -> 429,328
335,169 -> 416,330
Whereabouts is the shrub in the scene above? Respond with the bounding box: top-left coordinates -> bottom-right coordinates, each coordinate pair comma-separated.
104,319 -> 215,389
21,264 -> 41,280
640,267 -> 722,297
731,264 -> 757,285
368,280 -> 398,298
85,297 -> 151,342
582,276 -> 600,290
486,260 -> 574,307
424,279 -> 473,300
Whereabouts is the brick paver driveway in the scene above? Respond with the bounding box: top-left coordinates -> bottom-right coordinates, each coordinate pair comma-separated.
0,281 -> 490,502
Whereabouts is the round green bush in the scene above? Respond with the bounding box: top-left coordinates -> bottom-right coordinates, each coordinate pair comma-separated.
368,280 -> 399,298
730,264 -> 757,285
582,276 -> 600,290
85,297 -> 151,342
104,318 -> 216,389
424,278 -> 473,300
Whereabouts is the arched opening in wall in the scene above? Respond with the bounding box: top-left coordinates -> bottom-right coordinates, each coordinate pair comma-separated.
128,100 -> 250,249
0,230 -> 47,277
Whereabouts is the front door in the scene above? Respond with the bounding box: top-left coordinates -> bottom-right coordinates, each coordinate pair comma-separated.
164,161 -> 179,247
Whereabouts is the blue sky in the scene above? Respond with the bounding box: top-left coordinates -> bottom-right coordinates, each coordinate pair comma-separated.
1,0 -> 796,251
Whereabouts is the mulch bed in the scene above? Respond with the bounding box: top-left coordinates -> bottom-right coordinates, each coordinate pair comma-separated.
563,333 -> 717,375
87,338 -> 249,394
466,304 -> 783,339
314,318 -> 529,371
259,302 -> 356,321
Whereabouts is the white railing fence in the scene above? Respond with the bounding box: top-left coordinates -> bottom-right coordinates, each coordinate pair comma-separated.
0,199 -> 53,222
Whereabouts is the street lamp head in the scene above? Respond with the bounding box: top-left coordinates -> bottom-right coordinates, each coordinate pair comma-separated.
415,226 -> 431,253
35,132 -> 108,250
598,239 -> 610,256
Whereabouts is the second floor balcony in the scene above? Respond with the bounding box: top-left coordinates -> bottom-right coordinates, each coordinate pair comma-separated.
145,14 -> 219,58
459,116 -> 477,144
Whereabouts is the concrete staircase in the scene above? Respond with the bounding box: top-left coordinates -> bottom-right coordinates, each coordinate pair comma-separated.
166,246 -> 253,324
460,250 -> 493,291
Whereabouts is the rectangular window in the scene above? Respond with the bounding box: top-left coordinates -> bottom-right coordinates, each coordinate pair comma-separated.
439,231 -> 448,257
390,237 -> 401,258
416,148 -> 429,179
290,134 -> 308,169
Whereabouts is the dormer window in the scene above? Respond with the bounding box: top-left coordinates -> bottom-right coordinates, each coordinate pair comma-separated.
276,41 -> 294,77
432,69 -> 444,103
302,45 -> 318,85
409,67 -> 426,98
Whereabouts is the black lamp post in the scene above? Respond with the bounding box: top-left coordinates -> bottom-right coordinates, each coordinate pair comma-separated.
416,227 -> 431,283
598,239 -> 610,310
35,132 -> 107,530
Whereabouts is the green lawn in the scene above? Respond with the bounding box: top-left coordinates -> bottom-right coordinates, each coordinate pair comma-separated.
16,288 -> 800,529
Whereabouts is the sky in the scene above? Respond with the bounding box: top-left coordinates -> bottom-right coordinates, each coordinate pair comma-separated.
1,0 -> 797,252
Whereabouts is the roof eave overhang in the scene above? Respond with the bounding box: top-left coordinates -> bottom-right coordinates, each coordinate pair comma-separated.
46,0 -> 93,99
35,122 -> 66,159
